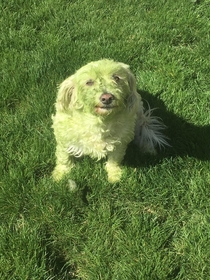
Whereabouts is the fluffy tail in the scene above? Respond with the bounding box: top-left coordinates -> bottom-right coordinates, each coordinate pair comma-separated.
134,106 -> 169,154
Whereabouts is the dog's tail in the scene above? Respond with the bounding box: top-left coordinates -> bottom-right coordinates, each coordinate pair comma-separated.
134,105 -> 169,154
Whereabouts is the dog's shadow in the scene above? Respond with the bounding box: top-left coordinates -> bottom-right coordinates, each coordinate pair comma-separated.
124,90 -> 210,167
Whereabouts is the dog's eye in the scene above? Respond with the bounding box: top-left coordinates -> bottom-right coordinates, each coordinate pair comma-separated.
113,75 -> 120,82
86,79 -> 94,86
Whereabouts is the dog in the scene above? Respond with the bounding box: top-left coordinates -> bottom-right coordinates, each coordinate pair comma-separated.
52,59 -> 168,183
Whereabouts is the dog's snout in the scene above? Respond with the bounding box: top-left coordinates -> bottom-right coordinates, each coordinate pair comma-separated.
100,93 -> 115,105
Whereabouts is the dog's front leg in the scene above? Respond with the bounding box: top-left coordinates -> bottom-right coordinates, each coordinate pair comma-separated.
52,145 -> 74,181
105,144 -> 127,183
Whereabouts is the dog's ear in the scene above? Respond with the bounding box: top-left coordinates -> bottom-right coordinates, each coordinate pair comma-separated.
124,67 -> 139,111
55,75 -> 76,111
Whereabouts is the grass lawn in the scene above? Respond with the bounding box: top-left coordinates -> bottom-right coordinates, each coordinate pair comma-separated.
1,0 -> 210,279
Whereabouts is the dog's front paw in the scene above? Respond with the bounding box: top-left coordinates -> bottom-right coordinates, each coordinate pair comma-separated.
106,162 -> 122,183
52,164 -> 72,181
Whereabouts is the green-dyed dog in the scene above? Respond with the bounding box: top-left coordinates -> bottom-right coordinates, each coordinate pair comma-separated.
52,59 -> 167,183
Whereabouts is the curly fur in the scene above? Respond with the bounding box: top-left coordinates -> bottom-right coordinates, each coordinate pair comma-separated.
52,59 -> 168,183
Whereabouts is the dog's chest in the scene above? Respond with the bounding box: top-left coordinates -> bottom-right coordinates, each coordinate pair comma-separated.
67,121 -> 120,159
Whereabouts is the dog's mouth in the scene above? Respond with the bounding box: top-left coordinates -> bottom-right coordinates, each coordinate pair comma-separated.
95,105 -> 116,115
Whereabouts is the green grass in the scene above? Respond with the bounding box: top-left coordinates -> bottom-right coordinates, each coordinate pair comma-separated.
1,0 -> 210,279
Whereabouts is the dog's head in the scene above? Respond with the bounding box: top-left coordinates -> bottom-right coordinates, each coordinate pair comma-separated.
56,59 -> 139,116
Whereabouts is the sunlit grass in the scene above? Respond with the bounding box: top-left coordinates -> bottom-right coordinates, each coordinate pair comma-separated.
1,0 -> 210,279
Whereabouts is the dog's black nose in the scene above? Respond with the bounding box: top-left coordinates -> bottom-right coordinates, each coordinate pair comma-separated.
100,93 -> 115,105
